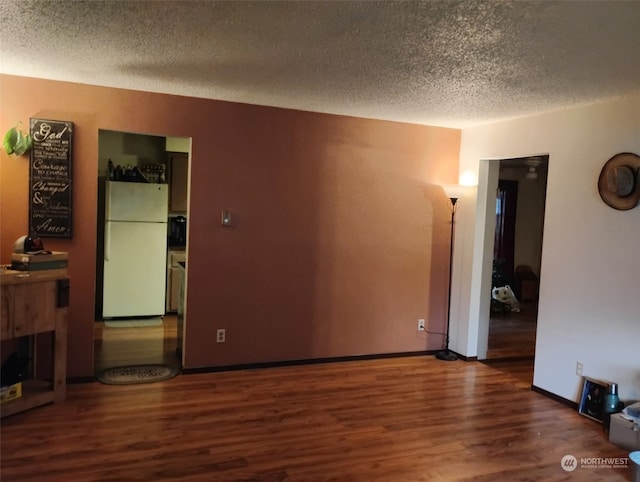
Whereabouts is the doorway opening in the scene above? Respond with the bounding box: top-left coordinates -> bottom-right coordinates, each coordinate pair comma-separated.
485,155 -> 548,360
93,130 -> 190,374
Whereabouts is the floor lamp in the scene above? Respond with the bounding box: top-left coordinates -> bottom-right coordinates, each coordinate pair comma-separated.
436,184 -> 466,361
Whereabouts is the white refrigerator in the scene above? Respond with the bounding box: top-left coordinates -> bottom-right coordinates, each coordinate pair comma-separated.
103,181 -> 168,318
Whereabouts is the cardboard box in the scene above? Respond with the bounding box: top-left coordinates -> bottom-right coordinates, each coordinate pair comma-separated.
609,413 -> 640,451
0,382 -> 22,404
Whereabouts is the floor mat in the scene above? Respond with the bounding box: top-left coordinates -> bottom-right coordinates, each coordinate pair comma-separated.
96,364 -> 178,385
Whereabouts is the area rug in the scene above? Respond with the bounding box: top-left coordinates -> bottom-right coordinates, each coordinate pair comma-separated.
97,364 -> 178,385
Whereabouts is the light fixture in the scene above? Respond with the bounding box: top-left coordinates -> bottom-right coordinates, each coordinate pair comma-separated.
436,184 -> 465,362
459,170 -> 477,187
221,210 -> 231,226
525,157 -> 542,180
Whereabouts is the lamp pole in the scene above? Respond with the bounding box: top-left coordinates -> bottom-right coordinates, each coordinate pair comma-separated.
436,196 -> 458,361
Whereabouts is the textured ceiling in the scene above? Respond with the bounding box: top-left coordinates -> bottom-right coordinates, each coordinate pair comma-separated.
1,0 -> 639,128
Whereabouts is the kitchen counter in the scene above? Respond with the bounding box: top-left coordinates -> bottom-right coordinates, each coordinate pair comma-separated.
166,251 -> 186,312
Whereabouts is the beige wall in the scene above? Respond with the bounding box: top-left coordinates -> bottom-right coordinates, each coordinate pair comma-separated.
458,92 -> 640,401
0,74 -> 460,377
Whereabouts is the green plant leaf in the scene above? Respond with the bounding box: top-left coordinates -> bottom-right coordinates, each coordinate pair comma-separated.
14,133 -> 32,156
3,126 -> 17,155
2,123 -> 32,156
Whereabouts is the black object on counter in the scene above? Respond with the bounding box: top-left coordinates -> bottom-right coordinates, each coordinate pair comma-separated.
169,216 -> 187,246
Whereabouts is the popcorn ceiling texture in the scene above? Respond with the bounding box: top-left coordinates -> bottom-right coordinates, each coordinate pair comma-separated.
1,0 -> 639,128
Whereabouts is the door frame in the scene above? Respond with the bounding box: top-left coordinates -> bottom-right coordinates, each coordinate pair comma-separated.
471,155 -> 548,360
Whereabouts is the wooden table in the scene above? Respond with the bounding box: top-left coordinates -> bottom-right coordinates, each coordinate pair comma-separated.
1,269 -> 68,418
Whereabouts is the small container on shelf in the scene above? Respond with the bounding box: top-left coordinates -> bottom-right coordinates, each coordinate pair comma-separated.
0,382 -> 22,404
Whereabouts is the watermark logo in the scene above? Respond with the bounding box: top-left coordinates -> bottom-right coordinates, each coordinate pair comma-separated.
561,455 -> 578,472
561,454 -> 629,471
580,457 -> 629,469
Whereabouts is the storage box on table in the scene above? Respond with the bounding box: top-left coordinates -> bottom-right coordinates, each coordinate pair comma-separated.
10,251 -> 68,271
609,413 -> 640,451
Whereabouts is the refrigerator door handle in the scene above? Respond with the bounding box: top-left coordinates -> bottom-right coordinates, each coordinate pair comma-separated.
105,222 -> 110,261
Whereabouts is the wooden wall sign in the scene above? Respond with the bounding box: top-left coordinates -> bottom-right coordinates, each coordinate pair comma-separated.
29,118 -> 73,238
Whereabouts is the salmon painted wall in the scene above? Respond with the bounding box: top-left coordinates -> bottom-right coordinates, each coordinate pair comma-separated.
0,74 -> 460,377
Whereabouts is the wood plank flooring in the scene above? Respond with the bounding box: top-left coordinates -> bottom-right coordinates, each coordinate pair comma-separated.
1,354 -> 631,481
486,301 -> 537,360
93,315 -> 180,373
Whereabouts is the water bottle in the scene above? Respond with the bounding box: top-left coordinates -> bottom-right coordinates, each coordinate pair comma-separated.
603,382 -> 622,432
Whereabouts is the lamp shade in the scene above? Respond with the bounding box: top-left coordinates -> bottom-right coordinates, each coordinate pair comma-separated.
441,184 -> 467,200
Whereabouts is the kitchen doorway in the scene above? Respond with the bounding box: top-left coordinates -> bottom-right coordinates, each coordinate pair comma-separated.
93,131 -> 190,374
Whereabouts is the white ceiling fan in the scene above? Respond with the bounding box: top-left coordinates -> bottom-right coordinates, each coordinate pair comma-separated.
525,157 -> 543,180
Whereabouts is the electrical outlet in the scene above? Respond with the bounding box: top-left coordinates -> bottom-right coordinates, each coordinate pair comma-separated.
418,319 -> 425,331
216,329 -> 226,343
576,361 -> 583,376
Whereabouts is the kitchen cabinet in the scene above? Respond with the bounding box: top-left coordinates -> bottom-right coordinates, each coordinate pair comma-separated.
166,249 -> 186,312
1,270 -> 68,418
169,153 -> 188,213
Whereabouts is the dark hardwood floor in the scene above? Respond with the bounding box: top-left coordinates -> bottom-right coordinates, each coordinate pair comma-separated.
93,315 -> 181,373
486,300 -> 537,360
1,340 -> 631,481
